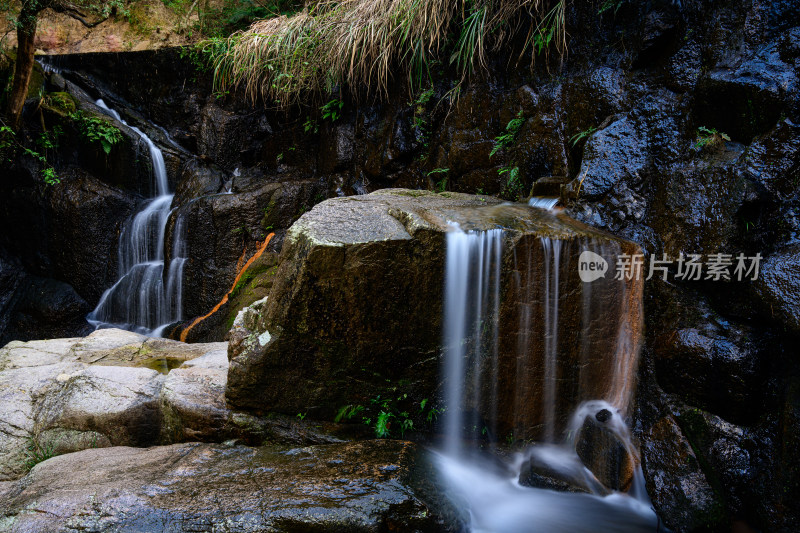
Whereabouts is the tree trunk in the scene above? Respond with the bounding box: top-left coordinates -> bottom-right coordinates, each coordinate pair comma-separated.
7,7 -> 39,131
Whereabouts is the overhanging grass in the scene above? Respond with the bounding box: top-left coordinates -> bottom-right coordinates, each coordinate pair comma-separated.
201,0 -> 567,107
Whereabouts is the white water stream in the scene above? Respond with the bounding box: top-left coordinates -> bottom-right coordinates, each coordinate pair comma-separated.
437,224 -> 661,532
87,99 -> 187,336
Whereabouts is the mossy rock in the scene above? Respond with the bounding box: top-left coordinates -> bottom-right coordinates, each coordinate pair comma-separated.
41,92 -> 78,117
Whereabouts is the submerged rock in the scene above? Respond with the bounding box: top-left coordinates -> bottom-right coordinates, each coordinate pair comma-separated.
0,440 -> 452,532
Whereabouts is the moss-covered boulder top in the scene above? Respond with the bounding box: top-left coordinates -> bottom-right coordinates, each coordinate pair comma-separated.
286,189 -> 622,245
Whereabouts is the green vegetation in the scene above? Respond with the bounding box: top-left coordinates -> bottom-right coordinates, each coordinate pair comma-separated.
694,126 -> 730,151
320,98 -> 343,122
598,0 -> 626,15
490,110 -> 526,199
569,125 -> 597,147
428,167 -> 449,192
490,110 -> 525,157
202,0 -> 567,106
70,110 -> 123,154
23,435 -> 55,471
527,0 -> 565,61
335,388 -> 441,439
499,165 -> 522,197
0,122 -> 60,184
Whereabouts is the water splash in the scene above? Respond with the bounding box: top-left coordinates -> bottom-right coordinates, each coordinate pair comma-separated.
87,100 -> 187,336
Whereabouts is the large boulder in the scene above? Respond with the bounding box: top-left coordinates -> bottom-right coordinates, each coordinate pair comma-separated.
0,329 -> 345,481
0,440 -> 452,532
226,189 -> 642,441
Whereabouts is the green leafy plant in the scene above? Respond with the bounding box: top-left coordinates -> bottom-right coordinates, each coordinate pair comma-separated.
24,436 -> 55,472
303,117 -> 319,134
321,98 -> 344,122
569,126 -> 597,147
335,390 -> 440,439
70,110 -> 123,154
499,165 -> 522,198
490,111 -> 525,158
428,167 -> 449,192
694,126 -> 730,151
489,111 -> 526,200
296,412 -> 307,420
598,0 -> 626,15
1,124 -> 59,185
37,125 -> 63,151
410,86 -> 435,143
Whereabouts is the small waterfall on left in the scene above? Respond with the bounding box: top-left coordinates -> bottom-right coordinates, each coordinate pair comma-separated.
87,100 -> 187,336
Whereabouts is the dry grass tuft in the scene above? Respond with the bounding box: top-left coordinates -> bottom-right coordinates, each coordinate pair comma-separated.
203,0 -> 567,107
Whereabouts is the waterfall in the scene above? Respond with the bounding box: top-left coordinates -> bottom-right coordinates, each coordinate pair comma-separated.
529,197 -> 559,210
442,224 -> 503,456
87,100 -> 187,336
437,223 -> 660,532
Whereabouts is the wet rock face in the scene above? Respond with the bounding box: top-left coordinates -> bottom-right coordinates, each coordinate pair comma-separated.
573,115 -> 647,200
0,168 -> 136,306
0,275 -> 92,345
650,145 -> 749,258
753,244 -> 800,334
0,440 -> 453,532
0,250 -> 27,341
226,189 -> 642,441
640,414 -> 726,532
694,42 -> 797,142
649,282 -> 767,424
176,177 -> 324,321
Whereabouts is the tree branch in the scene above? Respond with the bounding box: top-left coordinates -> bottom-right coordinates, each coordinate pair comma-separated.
51,5 -> 107,28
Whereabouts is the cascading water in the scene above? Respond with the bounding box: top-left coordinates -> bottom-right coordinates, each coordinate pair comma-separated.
436,222 -> 662,532
442,224 -> 503,456
87,99 -> 187,336
529,197 -> 560,210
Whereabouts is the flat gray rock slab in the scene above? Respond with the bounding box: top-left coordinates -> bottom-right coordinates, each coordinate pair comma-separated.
0,441 -> 444,532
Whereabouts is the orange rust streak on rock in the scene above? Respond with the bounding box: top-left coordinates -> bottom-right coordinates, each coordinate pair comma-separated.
180,233 -> 275,343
